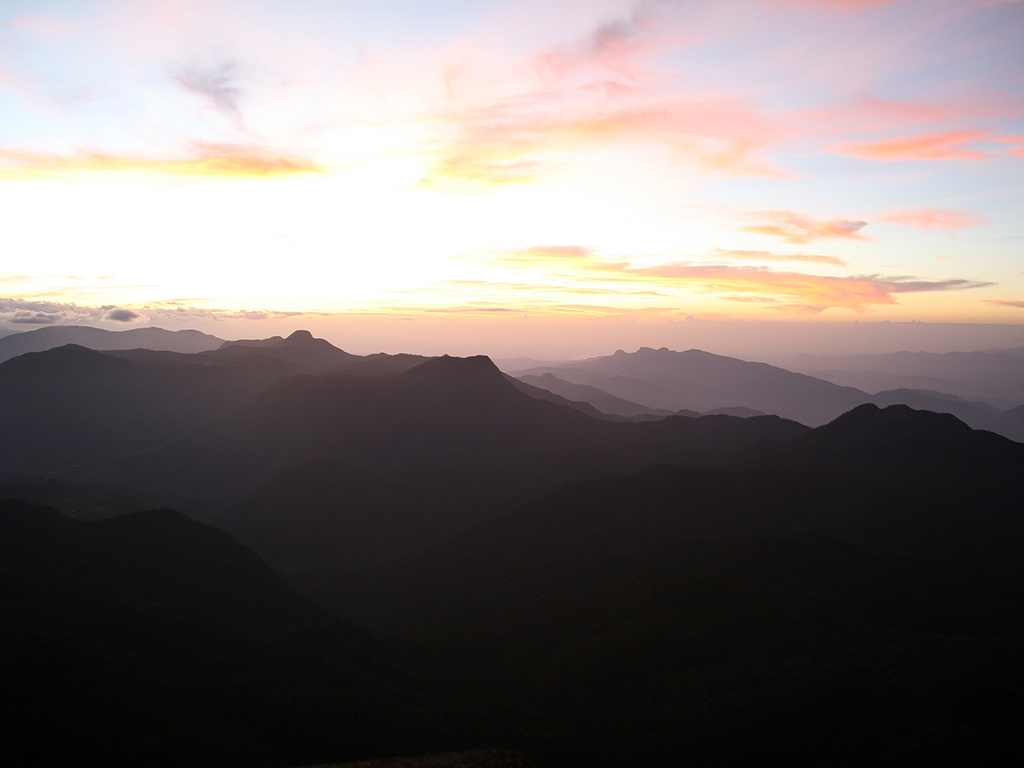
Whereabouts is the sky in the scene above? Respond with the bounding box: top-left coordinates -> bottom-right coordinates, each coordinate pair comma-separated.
1,0 -> 1023,359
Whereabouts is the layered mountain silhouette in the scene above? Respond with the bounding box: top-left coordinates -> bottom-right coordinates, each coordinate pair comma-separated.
791,348 -> 1024,406
0,324 -> 224,363
513,347 -> 871,425
321,403 -> 1024,621
510,345 -> 1024,439
207,328 -> 360,372
320,403 -> 1024,767
122,352 -> 808,509
515,372 -> 677,418
0,331 -> 428,486
3,328 -> 1024,768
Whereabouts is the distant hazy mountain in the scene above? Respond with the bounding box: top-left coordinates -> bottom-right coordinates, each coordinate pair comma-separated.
520,347 -> 869,426
516,372 -> 675,418
517,346 -> 1024,438
0,324 -> 224,363
790,349 -> 1024,406
505,374 -> 622,420
210,328 -> 358,373
996,403 -> 1024,442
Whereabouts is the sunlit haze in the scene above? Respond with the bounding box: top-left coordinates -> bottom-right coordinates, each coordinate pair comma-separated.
2,0 -> 1023,358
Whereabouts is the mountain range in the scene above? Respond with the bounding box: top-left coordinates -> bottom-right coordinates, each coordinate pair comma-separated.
790,347 -> 1024,407
2,325 -> 1023,767
0,324 -> 224,362
507,346 -> 1024,439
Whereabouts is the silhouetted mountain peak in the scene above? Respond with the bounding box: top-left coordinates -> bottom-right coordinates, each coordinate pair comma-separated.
401,354 -> 505,384
768,402 -> 1024,474
211,331 -> 356,373
826,402 -> 972,436
0,343 -> 131,376
218,329 -> 345,351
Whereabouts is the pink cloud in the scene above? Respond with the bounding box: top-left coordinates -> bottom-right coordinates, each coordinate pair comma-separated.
531,0 -> 716,87
879,207 -> 990,230
476,246 -> 989,312
983,300 -> 1024,309
831,129 -> 990,161
424,96 -> 790,187
797,95 -> 961,137
739,211 -> 869,243
710,249 -> 848,266
537,0 -> 672,80
424,3 -> 794,188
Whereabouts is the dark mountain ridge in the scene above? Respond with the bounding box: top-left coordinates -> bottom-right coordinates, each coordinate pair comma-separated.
0,324 -> 224,363
0,333 -> 430,485
208,328 -> 359,373
0,499 -> 306,622
118,353 -> 809,510
519,346 -> 870,425
321,404 -> 1024,767
516,372 -> 675,418
0,498 -> 483,768
0,344 -> 303,480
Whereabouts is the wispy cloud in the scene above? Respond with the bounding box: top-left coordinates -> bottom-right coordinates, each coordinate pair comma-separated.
831,129 -> 990,161
423,2 -> 790,188
0,142 -> 322,179
143,300 -> 320,323
738,211 -> 869,243
710,248 -> 848,266
174,59 -> 245,128
879,207 -> 990,229
424,97 -> 790,188
982,299 -> 1024,309
474,246 -> 990,313
537,0 -> 685,80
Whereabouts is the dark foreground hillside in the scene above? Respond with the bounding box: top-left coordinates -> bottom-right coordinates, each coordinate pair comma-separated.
5,496 -> 1022,768
0,500 -> 522,768
317,405 -> 1024,768
300,750 -> 536,768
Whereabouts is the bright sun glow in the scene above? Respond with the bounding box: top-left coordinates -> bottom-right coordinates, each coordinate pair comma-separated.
2,0 -> 1023,352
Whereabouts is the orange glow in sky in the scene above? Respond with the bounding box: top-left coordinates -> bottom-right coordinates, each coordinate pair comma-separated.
1,0 -> 1023,355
